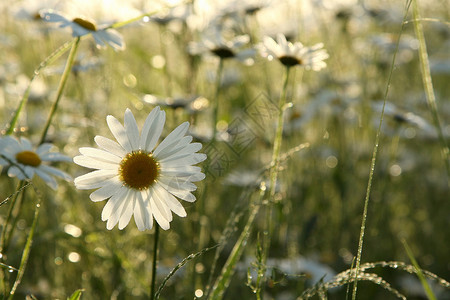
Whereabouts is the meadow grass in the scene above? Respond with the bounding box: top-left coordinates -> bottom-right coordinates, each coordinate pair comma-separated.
0,0 -> 449,299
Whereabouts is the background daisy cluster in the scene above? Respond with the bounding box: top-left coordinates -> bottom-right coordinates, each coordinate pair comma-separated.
0,0 -> 449,299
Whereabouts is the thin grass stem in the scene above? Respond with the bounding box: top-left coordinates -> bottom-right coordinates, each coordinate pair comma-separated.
39,37 -> 80,144
4,40 -> 75,135
209,190 -> 263,300
411,0 -> 450,180
256,66 -> 291,300
402,239 -> 437,300
351,1 -> 412,298
8,191 -> 42,299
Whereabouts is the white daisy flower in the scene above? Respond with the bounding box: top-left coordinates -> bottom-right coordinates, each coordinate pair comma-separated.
40,9 -> 125,51
0,136 -> 72,189
259,33 -> 329,70
73,107 -> 207,231
188,29 -> 255,62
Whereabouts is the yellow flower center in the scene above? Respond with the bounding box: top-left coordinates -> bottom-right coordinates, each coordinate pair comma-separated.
72,17 -> 97,31
279,55 -> 302,67
15,151 -> 42,167
119,151 -> 159,190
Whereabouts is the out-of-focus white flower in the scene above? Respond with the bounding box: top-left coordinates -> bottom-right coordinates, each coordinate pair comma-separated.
73,107 -> 206,231
40,9 -> 125,51
0,136 -> 72,189
259,33 -> 329,70
188,29 -> 255,63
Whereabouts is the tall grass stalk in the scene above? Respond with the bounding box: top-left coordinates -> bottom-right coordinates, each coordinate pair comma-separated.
351,1 -> 412,299
5,40 -> 75,135
411,0 -> 450,180
39,37 -> 80,144
209,189 -> 263,299
8,189 -> 42,299
256,66 -> 291,300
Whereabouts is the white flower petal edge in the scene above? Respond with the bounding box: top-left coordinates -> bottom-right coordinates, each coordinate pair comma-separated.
73,107 -> 206,231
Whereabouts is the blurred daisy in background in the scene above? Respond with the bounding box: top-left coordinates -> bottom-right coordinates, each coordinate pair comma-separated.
259,33 -> 329,70
40,9 -> 125,50
188,28 -> 255,63
73,107 -> 206,231
0,136 -> 72,189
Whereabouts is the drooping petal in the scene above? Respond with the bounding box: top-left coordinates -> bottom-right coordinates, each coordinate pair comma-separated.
35,168 -> 58,190
154,183 -> 187,217
89,177 -> 122,202
118,191 -> 136,230
101,186 -> 128,222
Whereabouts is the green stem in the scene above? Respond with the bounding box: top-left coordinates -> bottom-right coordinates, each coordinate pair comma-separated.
0,181 -> 25,295
256,66 -> 291,300
351,1 -> 411,299
39,37 -> 80,144
209,192 -> 262,300
412,0 -> 450,180
8,195 -> 42,299
5,40 -> 75,135
150,225 -> 160,300
212,59 -> 224,142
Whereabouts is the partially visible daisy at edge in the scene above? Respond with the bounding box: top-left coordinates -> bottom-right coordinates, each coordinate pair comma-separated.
0,136 -> 72,189
258,33 -> 329,70
40,9 -> 125,51
73,107 -> 206,231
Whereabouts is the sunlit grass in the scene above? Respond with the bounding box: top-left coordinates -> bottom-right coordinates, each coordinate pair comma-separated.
0,0 -> 449,299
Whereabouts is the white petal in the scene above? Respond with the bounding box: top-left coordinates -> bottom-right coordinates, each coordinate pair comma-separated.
158,176 -> 197,192
94,29 -> 125,51
155,183 -> 187,217
40,152 -> 71,162
149,188 -> 171,230
36,143 -> 53,155
140,106 -> 165,152
160,143 -> 204,162
141,189 -> 154,229
161,153 -> 207,167
35,168 -> 58,190
107,115 -> 132,152
124,108 -> 140,150
39,165 -> 72,181
134,191 -> 150,231
40,11 -> 69,23
158,141 -> 200,161
79,147 -> 122,164
118,191 -> 136,230
73,155 -> 119,170
74,169 -> 117,189
153,122 -> 189,157
8,166 -> 27,180
102,187 -> 128,222
19,137 -> 33,150
94,135 -> 127,157
89,177 -> 122,202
